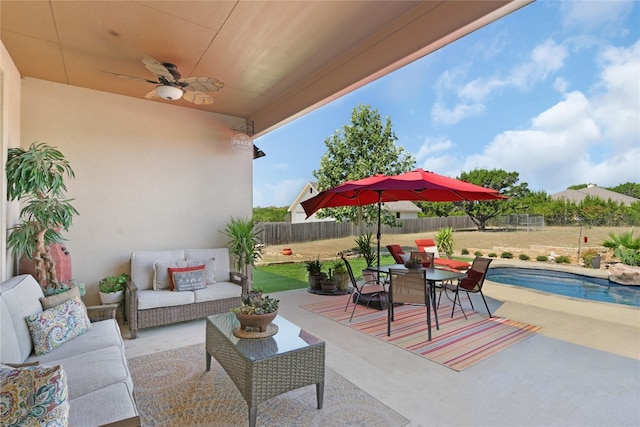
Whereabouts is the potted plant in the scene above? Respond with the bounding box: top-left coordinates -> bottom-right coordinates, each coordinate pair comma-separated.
404,256 -> 422,269
355,232 -> 377,283
320,268 -> 338,292
435,227 -> 455,258
582,249 -> 601,269
304,257 -> 325,290
98,273 -> 129,304
221,216 -> 262,292
231,290 -> 279,332
332,260 -> 349,291
6,142 -> 79,295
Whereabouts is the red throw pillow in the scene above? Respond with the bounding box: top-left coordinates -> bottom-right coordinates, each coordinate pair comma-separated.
168,264 -> 205,290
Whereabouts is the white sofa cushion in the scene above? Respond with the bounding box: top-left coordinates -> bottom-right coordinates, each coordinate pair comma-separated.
0,298 -> 22,363
0,275 -> 44,362
422,245 -> 441,258
136,289 -> 195,310
69,382 -> 138,427
35,345 -> 133,400
193,282 -> 242,303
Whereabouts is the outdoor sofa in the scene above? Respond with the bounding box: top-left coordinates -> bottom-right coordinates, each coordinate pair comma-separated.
126,248 -> 246,339
1,274 -> 139,426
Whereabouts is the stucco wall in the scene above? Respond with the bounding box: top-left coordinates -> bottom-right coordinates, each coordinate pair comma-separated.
20,77 -> 252,303
1,41 -> 21,281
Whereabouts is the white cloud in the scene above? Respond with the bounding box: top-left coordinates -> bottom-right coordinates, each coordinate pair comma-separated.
433,39 -> 567,125
415,137 -> 454,162
592,40 -> 640,148
431,102 -> 484,125
458,39 -> 638,193
561,1 -> 634,31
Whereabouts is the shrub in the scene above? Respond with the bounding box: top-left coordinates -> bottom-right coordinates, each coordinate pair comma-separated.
461,248 -> 469,255
474,250 -> 484,257
488,252 -> 497,258
501,252 -> 513,259
536,255 -> 549,262
519,254 -> 530,261
555,256 -> 571,264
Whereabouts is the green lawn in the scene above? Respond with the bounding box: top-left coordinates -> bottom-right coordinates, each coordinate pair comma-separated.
254,255 -> 395,293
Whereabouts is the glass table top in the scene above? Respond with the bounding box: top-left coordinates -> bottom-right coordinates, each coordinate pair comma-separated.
208,312 -> 323,361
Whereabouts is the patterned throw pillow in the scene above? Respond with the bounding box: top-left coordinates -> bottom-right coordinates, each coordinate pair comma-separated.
169,265 -> 206,291
26,296 -> 92,356
0,363 -> 69,427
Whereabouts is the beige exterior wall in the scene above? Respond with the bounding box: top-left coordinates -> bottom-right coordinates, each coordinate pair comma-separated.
1,41 -> 22,281
16,77 -> 251,304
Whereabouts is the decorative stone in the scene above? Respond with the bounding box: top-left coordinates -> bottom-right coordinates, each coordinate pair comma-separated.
608,263 -> 640,286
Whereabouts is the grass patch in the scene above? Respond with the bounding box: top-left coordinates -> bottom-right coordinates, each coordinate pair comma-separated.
255,255 -> 396,293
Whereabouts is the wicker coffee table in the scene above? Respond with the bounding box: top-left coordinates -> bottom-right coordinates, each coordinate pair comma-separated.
206,312 -> 325,427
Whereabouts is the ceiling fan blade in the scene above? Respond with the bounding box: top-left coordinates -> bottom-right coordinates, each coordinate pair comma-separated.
181,76 -> 224,93
102,70 -> 158,85
183,91 -> 214,105
144,89 -> 159,99
142,55 -> 177,82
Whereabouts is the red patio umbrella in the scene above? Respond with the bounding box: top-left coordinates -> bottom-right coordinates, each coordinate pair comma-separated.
301,168 -> 507,267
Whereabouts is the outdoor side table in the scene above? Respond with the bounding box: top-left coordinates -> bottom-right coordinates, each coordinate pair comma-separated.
205,312 -> 325,427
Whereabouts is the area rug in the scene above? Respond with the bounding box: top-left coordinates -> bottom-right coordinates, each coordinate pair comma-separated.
302,296 -> 541,371
128,343 -> 410,427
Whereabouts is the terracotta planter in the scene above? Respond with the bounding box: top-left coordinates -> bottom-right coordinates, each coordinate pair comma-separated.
235,310 -> 278,332
282,248 -> 293,256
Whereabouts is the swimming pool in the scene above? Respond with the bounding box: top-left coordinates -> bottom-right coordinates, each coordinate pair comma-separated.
486,267 -> 640,307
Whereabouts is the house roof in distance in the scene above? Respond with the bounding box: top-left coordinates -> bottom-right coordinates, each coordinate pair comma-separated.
551,185 -> 638,206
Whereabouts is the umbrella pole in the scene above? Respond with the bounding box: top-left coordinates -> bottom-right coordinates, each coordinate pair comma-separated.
376,191 -> 381,269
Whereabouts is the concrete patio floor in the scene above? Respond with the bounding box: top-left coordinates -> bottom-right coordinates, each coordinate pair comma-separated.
123,263 -> 640,427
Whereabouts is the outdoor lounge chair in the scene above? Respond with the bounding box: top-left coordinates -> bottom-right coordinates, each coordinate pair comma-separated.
443,256 -> 493,319
386,244 -> 406,264
387,268 -> 437,340
342,254 -> 388,321
415,238 -> 471,271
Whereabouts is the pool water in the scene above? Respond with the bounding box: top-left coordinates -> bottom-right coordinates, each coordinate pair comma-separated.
486,267 -> 640,307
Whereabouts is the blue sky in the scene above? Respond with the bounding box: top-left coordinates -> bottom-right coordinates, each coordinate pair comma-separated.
253,1 -> 640,208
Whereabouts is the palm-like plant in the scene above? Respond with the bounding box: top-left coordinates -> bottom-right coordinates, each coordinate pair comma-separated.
6,143 -> 79,292
221,217 -> 262,280
602,230 -> 640,266
435,226 -> 455,258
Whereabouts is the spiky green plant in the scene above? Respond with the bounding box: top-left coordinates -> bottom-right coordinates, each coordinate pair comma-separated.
602,230 -> 640,266
434,226 -> 455,258
221,217 -> 262,278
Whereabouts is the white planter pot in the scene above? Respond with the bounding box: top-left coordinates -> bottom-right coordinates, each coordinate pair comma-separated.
99,290 -> 124,304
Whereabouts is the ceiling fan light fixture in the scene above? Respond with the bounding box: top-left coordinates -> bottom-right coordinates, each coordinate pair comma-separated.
155,85 -> 183,101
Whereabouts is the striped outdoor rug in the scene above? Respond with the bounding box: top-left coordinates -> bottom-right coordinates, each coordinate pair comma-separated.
303,296 -> 541,371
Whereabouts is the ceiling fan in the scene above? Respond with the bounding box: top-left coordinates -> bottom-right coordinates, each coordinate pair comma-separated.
108,55 -> 224,105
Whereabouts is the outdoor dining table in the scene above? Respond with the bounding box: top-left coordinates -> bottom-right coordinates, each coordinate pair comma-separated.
365,264 -> 466,330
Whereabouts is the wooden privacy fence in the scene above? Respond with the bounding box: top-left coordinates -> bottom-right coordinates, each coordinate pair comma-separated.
258,216 -> 475,246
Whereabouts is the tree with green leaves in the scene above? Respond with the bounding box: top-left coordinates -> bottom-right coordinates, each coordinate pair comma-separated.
312,104 -> 415,228
456,168 -> 529,231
